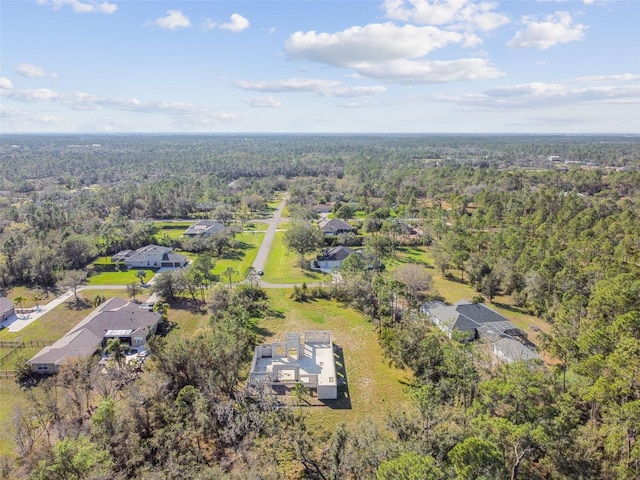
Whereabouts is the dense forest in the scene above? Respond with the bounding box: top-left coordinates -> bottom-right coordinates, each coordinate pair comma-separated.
1,134 -> 640,479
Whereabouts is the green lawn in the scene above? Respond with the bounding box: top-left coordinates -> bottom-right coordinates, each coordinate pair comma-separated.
3,286 -> 56,309
88,268 -> 155,285
262,232 -> 329,284
264,290 -> 413,428
212,232 -> 264,283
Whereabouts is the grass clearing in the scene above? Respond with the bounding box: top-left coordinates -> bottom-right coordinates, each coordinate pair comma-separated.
87,269 -> 155,286
3,286 -> 55,309
262,233 -> 329,284
264,290 -> 412,429
212,232 -> 263,283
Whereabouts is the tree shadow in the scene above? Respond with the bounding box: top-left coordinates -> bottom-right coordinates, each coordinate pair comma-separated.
65,298 -> 92,310
492,301 -> 530,316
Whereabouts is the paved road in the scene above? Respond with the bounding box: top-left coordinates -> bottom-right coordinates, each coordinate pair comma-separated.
1,284 -> 150,333
251,196 -> 289,287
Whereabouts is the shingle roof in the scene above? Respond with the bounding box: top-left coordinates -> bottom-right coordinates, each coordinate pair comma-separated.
494,337 -> 540,362
422,300 -> 525,342
318,246 -> 356,262
0,297 -> 14,316
29,297 -> 160,367
318,218 -> 354,233
184,220 -> 225,236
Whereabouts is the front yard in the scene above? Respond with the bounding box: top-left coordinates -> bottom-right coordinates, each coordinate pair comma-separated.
262,232 -> 330,284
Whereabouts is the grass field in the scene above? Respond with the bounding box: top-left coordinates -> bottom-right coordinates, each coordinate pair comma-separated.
264,290 -> 413,428
262,233 -> 329,284
2,286 -> 56,309
212,232 -> 264,283
87,268 -> 155,286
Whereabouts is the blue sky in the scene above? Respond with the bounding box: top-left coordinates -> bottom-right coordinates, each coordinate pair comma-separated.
1,0 -> 638,133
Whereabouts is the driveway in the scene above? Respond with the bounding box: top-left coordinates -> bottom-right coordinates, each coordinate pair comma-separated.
252,196 -> 287,276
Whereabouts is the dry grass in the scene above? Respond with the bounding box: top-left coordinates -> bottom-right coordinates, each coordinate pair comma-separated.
263,290 -> 412,430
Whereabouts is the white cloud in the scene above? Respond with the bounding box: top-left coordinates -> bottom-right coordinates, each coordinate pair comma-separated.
575,74 -> 640,83
320,86 -> 388,97
0,77 -> 13,89
383,0 -> 509,31
154,10 -> 191,30
0,86 -> 239,125
284,22 -> 501,84
36,0 -> 117,14
16,63 -> 57,78
356,58 -> 503,83
0,105 -> 63,125
431,80 -> 640,110
236,77 -> 389,98
236,78 -> 342,93
220,13 -> 250,32
508,12 -> 587,49
242,96 -> 282,108
201,18 -> 217,30
286,23 -> 468,67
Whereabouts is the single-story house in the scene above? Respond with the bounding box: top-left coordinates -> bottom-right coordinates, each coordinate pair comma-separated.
313,246 -> 360,272
0,297 -> 14,322
28,297 -> 161,374
183,220 -> 225,237
493,337 -> 541,363
421,300 -> 540,362
111,244 -> 188,269
318,218 -> 355,236
248,331 -> 338,400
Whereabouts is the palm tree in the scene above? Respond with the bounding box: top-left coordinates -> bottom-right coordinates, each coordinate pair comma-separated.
135,270 -> 147,285
105,338 -> 127,370
92,294 -> 105,308
222,267 -> 237,289
153,302 -> 170,318
13,296 -> 26,318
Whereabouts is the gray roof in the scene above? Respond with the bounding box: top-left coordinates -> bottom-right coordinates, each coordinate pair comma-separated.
118,244 -> 186,265
184,220 -> 225,236
317,246 -> 356,262
422,300 -> 525,342
318,218 -> 354,234
494,337 -> 540,362
29,297 -> 160,367
0,297 -> 14,316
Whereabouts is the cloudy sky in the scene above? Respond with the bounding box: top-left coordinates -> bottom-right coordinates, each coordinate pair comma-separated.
1,0 -> 638,133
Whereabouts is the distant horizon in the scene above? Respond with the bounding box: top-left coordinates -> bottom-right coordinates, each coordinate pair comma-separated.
2,1 -> 638,134
2,131 -> 640,138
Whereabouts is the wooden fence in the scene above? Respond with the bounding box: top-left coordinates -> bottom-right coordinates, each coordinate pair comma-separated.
0,340 -> 53,366
0,370 -> 16,379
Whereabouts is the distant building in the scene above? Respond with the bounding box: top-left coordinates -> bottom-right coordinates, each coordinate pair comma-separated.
183,220 -> 225,237
28,297 -> 161,374
248,331 -> 338,400
111,244 -> 187,269
318,218 -> 355,236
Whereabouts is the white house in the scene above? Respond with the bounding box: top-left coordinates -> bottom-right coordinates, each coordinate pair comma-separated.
111,245 -> 187,269
314,246 -> 359,272
248,331 -> 338,400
